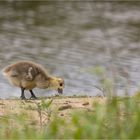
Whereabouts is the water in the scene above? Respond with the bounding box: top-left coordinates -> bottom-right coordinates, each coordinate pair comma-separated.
0,1 -> 140,98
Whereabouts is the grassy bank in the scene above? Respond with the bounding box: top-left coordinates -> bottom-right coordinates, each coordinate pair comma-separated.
0,95 -> 140,139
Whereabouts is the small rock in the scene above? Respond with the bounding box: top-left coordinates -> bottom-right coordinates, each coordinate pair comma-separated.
60,113 -> 64,116
0,103 -> 5,105
58,105 -> 72,111
82,102 -> 89,106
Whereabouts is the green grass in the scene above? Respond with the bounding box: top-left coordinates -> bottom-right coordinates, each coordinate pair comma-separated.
46,96 -> 140,139
0,96 -> 140,139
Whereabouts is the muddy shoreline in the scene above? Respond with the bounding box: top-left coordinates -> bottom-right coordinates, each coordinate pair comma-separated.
0,96 -> 107,126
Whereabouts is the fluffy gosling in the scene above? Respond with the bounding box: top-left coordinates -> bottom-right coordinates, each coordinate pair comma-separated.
2,61 -> 64,99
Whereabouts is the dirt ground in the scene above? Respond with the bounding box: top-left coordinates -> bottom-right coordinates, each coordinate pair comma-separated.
0,96 -> 107,126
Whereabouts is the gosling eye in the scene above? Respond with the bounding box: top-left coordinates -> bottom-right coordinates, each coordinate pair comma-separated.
59,83 -> 63,86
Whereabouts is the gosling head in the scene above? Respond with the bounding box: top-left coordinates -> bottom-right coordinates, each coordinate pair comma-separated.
49,77 -> 64,94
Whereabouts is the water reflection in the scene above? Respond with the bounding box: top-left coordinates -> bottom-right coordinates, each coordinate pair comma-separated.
0,1 -> 140,98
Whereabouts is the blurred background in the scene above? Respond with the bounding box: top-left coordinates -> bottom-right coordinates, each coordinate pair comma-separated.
0,1 -> 140,98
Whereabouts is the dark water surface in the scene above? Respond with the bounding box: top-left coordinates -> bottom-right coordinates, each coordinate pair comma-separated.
0,1 -> 140,98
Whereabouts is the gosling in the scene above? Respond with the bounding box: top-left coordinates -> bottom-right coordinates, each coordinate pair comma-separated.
2,61 -> 64,100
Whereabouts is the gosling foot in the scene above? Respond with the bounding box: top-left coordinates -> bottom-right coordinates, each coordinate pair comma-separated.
29,90 -> 37,100
20,96 -> 27,100
30,96 -> 37,100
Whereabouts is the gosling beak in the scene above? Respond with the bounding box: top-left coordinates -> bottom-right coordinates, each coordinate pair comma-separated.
58,88 -> 63,94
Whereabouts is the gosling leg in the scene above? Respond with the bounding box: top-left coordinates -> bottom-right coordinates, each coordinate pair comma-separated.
20,87 -> 26,100
29,90 -> 37,99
